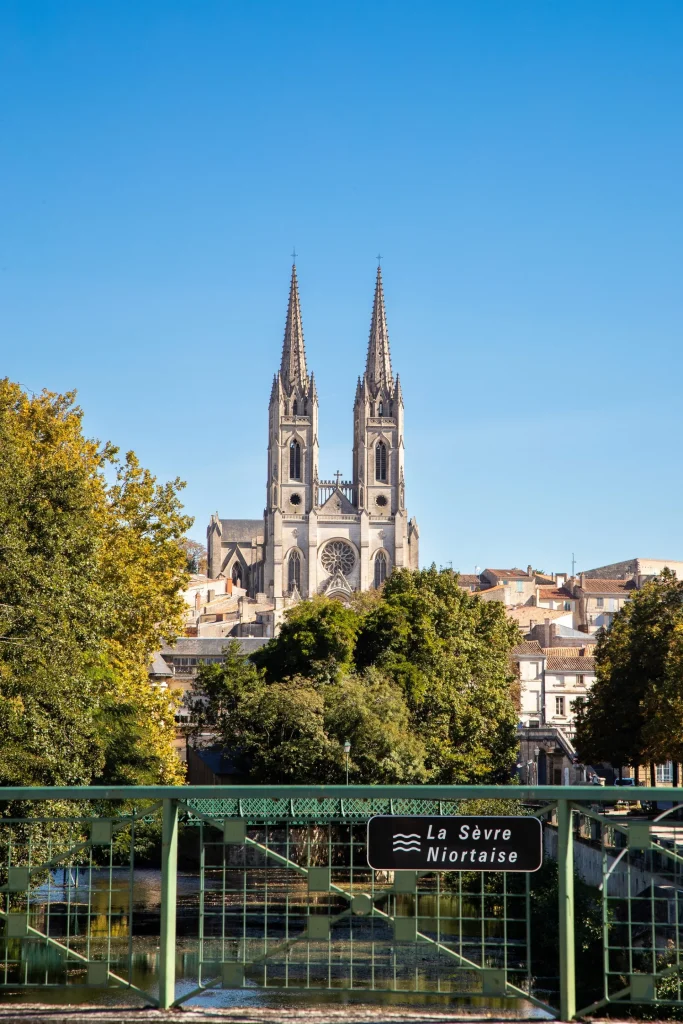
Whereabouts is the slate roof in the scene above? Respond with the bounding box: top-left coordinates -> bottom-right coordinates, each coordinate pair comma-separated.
219,519 -> 263,542
149,652 -> 173,676
511,641 -> 545,657
578,578 -> 636,593
546,657 -> 596,672
159,637 -> 269,657
553,624 -> 597,639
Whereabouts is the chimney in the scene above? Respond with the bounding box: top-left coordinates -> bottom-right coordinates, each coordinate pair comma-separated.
226,579 -> 233,596
527,564 -> 534,578
580,573 -> 585,589
544,617 -> 551,649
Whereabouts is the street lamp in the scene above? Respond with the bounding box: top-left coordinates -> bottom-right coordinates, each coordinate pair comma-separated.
343,739 -> 351,785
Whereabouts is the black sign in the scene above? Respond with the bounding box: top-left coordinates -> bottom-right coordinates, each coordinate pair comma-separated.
367,815 -> 543,872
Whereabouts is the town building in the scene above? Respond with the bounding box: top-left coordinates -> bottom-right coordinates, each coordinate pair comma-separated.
206,264 -> 419,629
513,641 -> 596,737
568,575 -> 637,634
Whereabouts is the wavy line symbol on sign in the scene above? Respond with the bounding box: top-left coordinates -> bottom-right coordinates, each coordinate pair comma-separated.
392,832 -> 421,852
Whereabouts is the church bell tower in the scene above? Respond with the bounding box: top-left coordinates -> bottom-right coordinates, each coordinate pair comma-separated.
264,263 -> 318,604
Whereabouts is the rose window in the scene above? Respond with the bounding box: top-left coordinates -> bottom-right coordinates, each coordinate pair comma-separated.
321,540 -> 355,577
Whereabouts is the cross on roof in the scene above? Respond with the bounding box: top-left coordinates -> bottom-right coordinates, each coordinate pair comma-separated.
334,470 -> 342,487
376,253 -> 383,265
291,247 -> 298,263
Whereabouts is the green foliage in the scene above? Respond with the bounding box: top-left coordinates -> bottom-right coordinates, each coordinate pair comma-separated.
0,378 -> 191,789
357,567 -> 521,782
576,568 -> 683,768
188,644 -> 428,783
252,596 -> 359,682
193,566 -> 520,784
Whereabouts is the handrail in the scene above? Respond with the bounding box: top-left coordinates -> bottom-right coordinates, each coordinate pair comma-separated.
0,783 -> 674,799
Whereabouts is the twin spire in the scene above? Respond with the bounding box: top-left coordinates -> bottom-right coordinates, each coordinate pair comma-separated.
279,262 -> 395,393
280,263 -> 309,392
365,265 -> 393,393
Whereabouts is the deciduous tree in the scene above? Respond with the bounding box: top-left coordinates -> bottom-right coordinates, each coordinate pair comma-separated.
0,378 -> 191,787
575,569 -> 683,773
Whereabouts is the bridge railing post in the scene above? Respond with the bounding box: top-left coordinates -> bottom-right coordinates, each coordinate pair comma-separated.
557,798 -> 576,1020
159,798 -> 179,1009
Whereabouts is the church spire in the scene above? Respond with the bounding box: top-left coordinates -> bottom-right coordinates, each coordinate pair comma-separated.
280,263 -> 308,392
365,265 -> 393,393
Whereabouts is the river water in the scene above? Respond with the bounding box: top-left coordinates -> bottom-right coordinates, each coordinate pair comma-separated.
2,868 -> 550,1017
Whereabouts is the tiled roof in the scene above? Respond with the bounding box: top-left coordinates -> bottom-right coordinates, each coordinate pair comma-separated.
543,646 -> 595,658
546,657 -> 596,672
539,587 -> 574,600
486,568 -> 529,579
578,578 -> 636,593
511,641 -> 545,657
457,574 -> 481,585
505,602 -> 569,626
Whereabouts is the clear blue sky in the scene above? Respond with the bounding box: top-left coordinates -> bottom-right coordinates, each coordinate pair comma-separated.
2,1 -> 682,575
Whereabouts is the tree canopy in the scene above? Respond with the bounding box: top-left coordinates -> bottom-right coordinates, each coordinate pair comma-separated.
192,567 -> 521,784
575,568 -> 683,771
0,378 -> 192,787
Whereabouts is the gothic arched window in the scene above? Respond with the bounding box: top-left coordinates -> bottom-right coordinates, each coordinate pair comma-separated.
232,562 -> 243,588
374,551 -> 388,588
288,549 -> 301,592
292,399 -> 298,416
375,441 -> 387,482
378,401 -> 384,416
289,439 -> 301,480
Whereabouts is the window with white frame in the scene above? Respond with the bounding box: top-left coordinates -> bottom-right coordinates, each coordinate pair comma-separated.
555,696 -> 565,717
596,597 -> 604,609
656,762 -> 674,783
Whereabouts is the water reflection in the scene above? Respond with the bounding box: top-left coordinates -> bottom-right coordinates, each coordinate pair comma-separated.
0,868 -> 547,1016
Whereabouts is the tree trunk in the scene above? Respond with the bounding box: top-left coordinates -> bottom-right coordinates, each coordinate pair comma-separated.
674,762 -> 680,787
650,762 -> 656,787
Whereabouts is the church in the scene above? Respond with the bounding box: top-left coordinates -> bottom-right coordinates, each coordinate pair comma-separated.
207,263 -> 419,625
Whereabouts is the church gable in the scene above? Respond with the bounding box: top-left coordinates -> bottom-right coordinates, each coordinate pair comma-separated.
318,487 -> 357,515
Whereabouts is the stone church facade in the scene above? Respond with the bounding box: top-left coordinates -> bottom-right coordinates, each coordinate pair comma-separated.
207,264 -> 419,623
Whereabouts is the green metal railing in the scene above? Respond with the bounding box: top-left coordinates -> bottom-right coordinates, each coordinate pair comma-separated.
0,784 -> 682,1017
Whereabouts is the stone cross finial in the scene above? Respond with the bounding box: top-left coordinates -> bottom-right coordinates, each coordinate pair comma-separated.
334,470 -> 343,487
